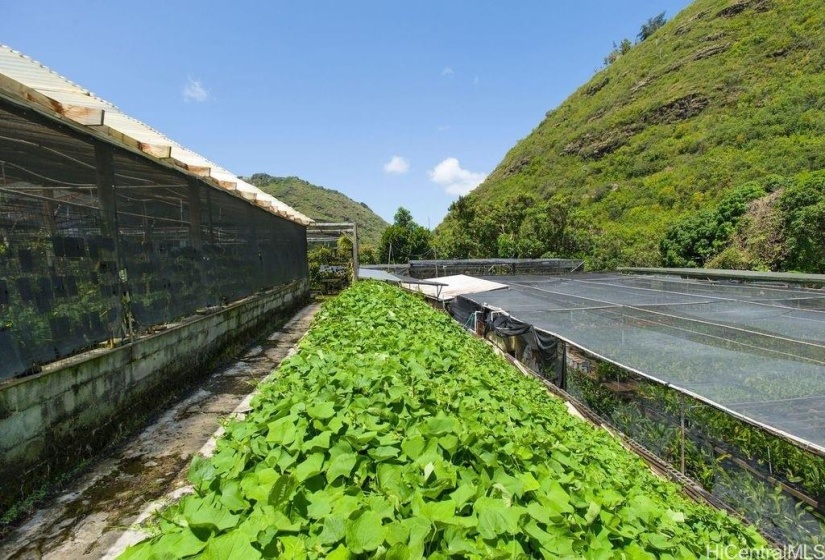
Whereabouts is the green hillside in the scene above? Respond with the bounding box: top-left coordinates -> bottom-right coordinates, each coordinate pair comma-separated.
436,0 -> 825,271
248,174 -> 389,247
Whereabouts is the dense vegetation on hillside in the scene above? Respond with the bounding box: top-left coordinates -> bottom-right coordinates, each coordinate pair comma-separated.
660,170 -> 825,270
248,174 -> 389,247
436,0 -> 825,271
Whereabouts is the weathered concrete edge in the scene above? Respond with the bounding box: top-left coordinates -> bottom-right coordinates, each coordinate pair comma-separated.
101,307 -> 314,560
0,279 -> 309,515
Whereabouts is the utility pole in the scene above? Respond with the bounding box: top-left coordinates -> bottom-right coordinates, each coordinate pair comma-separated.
351,223 -> 359,281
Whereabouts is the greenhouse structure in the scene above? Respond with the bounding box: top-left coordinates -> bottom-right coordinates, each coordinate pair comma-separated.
0,45 -> 313,380
447,271 -> 825,544
0,45 -> 310,511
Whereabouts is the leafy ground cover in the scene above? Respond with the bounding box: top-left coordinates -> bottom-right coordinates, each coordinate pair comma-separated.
121,281 -> 767,558
566,361 -> 825,545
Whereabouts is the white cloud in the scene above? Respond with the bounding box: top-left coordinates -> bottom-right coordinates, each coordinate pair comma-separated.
473,75 -> 479,85
383,155 -> 410,175
182,77 -> 208,103
441,66 -> 454,77
436,125 -> 450,132
429,157 -> 487,196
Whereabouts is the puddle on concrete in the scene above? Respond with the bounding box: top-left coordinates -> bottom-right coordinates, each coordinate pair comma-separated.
0,303 -> 320,560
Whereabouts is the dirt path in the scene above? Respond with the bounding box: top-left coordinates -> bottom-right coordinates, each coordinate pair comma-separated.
0,303 -> 320,560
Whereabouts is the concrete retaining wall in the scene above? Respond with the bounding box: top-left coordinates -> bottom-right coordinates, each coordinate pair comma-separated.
0,280 -> 308,514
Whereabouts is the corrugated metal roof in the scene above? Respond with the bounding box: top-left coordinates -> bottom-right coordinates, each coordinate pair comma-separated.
0,44 -> 311,225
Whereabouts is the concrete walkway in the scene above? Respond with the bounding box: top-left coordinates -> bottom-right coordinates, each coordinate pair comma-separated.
0,303 -> 320,560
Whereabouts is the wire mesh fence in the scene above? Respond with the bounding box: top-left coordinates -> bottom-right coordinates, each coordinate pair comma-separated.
0,100 -> 307,381
450,273 -> 825,545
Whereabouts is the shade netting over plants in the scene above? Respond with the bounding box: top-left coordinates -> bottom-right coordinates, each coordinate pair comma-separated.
459,274 -> 825,450
451,273 -> 825,544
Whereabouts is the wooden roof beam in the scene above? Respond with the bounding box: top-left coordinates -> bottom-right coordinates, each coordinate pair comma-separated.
138,142 -> 172,159
58,104 -> 104,126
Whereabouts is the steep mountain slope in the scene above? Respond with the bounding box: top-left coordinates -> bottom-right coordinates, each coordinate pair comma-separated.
437,0 -> 825,269
248,174 -> 389,247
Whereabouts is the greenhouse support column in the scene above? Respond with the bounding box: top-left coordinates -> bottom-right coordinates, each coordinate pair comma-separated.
352,223 -> 359,281
249,205 -> 259,255
204,187 -> 215,243
556,341 -> 566,390
187,179 -> 203,252
41,188 -> 57,235
247,205 -> 261,290
94,142 -> 129,341
187,179 -> 206,301
42,188 -> 57,269
680,394 -> 686,474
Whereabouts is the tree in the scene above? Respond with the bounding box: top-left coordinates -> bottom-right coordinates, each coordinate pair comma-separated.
379,207 -> 433,264
778,171 -> 825,272
638,12 -> 666,42
660,183 -> 765,267
603,38 -> 633,66
433,194 -> 592,261
619,38 -> 633,54
392,207 -> 414,229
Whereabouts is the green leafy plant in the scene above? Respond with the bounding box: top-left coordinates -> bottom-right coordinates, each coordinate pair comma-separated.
121,282 -> 766,558
563,354 -> 825,545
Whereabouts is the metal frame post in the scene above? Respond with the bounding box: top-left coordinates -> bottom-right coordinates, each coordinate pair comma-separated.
352,223 -> 359,281
187,178 -> 203,251
680,394 -> 686,474
94,142 -> 131,341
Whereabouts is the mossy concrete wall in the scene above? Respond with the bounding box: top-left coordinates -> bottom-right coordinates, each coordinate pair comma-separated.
0,280 -> 308,514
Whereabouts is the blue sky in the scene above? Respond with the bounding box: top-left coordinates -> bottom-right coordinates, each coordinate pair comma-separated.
2,1 -> 691,228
